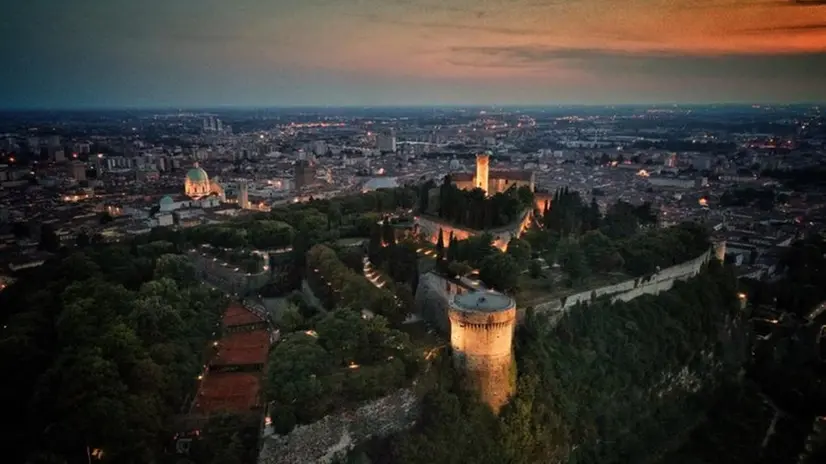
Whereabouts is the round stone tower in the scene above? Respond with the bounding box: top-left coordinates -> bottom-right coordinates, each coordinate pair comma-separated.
448,289 -> 517,413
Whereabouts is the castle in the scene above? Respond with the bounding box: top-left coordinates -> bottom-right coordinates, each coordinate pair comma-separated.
450,152 -> 535,196
448,289 -> 517,413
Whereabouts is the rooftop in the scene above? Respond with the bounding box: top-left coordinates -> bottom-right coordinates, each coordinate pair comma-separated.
452,290 -> 514,313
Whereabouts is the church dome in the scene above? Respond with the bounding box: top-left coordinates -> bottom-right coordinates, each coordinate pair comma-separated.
185,163 -> 211,199
186,166 -> 209,183
160,195 -> 174,205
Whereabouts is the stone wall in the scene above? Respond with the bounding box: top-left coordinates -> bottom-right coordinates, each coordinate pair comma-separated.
188,251 -> 271,295
417,248 -> 713,327
532,249 -> 712,314
416,210 -> 532,251
258,388 -> 419,464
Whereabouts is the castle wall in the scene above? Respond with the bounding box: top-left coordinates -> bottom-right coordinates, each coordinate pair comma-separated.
417,249 -> 712,324
416,210 -> 532,251
188,251 -> 271,295
258,388 -> 419,464
531,249 -> 713,315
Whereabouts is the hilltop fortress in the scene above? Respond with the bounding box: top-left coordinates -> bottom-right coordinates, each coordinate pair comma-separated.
258,245 -> 724,463
416,152 -> 551,251
418,244 -> 721,412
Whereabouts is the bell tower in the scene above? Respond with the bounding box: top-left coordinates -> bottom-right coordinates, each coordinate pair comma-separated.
475,153 -> 490,196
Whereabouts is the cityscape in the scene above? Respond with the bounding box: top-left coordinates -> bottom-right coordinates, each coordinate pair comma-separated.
2,1 -> 826,464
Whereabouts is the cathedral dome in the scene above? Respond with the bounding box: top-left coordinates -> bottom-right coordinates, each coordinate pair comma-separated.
186,166 -> 209,183
185,163 -> 211,199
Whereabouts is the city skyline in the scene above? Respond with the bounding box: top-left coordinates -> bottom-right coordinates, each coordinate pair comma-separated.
2,0 -> 825,108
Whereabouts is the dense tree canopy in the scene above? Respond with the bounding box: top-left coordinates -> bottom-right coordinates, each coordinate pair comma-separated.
306,244 -> 403,323
434,176 -> 533,230
265,309 -> 419,433
0,246 -> 227,464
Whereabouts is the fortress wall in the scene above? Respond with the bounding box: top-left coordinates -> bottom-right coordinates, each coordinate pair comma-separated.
416,210 -> 532,251
418,249 -> 713,324
258,388 -> 419,464
533,248 -> 713,316
188,251 -> 271,295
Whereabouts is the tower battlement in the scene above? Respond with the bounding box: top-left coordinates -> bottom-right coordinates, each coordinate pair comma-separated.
448,290 -> 516,413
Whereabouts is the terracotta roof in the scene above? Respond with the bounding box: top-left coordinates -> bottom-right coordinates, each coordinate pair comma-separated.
451,172 -> 474,182
490,170 -> 534,182
211,330 -> 270,366
223,303 -> 265,327
193,372 -> 262,414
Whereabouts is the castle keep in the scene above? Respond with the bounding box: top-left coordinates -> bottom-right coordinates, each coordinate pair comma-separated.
448,290 -> 517,413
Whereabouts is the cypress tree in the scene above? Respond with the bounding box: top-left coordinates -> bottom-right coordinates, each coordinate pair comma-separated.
436,228 -> 445,260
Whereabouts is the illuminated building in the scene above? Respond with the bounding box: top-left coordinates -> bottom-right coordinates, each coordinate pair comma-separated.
450,152 -> 535,196
184,162 -> 223,199
448,290 -> 517,413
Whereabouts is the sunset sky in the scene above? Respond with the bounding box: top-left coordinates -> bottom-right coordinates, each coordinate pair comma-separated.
1,0 -> 825,108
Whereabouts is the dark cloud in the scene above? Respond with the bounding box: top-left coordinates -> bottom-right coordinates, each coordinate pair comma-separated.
349,14 -> 535,35
739,23 -> 826,33
450,46 -> 826,80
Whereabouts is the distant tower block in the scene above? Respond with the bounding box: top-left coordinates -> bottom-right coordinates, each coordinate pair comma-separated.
448,290 -> 517,413
238,181 -> 249,209
714,240 -> 727,262
475,153 -> 490,196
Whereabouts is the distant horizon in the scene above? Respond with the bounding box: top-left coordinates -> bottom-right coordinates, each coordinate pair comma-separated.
0,101 -> 824,113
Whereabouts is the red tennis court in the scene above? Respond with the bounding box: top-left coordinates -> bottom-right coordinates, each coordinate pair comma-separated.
223,303 -> 265,327
211,329 -> 270,366
193,372 -> 262,414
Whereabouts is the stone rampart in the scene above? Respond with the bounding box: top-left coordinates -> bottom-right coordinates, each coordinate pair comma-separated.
416,210 -> 532,251
258,388 -> 419,464
188,251 -> 271,295
417,248 -> 713,324
532,249 -> 712,314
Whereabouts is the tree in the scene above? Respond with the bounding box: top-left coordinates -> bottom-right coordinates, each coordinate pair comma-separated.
506,238 -> 532,264
479,253 -> 520,293
581,230 -> 622,272
436,228 -> 445,261
75,231 -> 90,248
529,259 -> 544,278
447,232 -> 459,261
447,261 -> 474,278
278,304 -> 306,332
39,224 -> 61,252
154,254 -> 197,287
556,239 -> 588,285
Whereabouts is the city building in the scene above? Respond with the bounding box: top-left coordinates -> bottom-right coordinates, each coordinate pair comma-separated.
377,129 -> 397,153
451,152 -> 536,196
294,159 -> 315,192
69,161 -> 86,181
184,162 -> 224,199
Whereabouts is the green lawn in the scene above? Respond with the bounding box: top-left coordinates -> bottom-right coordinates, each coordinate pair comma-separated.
515,271 -> 631,308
